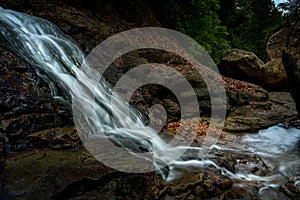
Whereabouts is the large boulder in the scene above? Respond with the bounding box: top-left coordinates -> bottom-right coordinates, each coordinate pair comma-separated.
219,23 -> 300,92
266,24 -> 294,60
282,21 -> 300,117
218,49 -> 289,91
218,49 -> 264,83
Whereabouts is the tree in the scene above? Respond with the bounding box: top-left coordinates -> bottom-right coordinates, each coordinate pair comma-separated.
153,0 -> 284,62
279,0 -> 300,21
219,0 -> 284,61
153,0 -> 230,63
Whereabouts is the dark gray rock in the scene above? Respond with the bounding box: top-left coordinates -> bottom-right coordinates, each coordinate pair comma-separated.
282,21 -> 300,117
218,49 -> 289,91
0,45 -> 73,151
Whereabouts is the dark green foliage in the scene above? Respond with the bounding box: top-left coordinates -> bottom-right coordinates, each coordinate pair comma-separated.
153,0 -> 293,62
153,0 -> 230,63
219,0 -> 284,61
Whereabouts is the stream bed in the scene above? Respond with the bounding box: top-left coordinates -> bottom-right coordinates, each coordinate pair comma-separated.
1,125 -> 300,199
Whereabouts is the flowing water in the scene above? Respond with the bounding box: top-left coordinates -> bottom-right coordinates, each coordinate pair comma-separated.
0,7 -> 300,198
242,125 -> 300,178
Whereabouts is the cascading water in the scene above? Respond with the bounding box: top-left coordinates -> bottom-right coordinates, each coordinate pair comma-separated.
0,6 -> 206,177
1,7 -> 300,198
0,6 -> 170,174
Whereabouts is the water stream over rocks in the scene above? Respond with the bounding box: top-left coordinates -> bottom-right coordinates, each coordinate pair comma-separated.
0,7 -> 299,199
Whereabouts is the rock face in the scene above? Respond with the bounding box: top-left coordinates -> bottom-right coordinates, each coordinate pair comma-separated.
0,1 -> 297,135
0,1 -> 299,199
0,0 -> 161,54
282,21 -> 300,116
108,49 -> 297,132
218,49 -> 264,82
218,49 -> 289,91
0,45 -> 74,151
266,22 -> 297,60
0,127 -> 273,200
219,22 -> 300,92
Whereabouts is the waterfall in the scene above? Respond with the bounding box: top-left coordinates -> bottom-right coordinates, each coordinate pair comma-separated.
0,7 -> 203,177
1,7 -> 299,190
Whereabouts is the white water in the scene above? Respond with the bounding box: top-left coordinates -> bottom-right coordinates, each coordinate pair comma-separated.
241,125 -> 300,179
1,7 -> 300,196
0,6 -> 202,175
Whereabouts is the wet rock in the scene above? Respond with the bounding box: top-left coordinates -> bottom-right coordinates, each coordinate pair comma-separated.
218,185 -> 258,200
0,45 -> 73,150
0,1 -> 298,200
280,177 -> 300,200
25,127 -> 80,151
2,150 -> 108,199
289,119 -> 300,129
1,148 -> 236,200
259,187 -> 289,200
2,129 -> 278,200
212,148 -> 269,176
224,109 -> 295,133
56,172 -> 168,200
214,78 -> 290,133
0,133 -> 8,159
